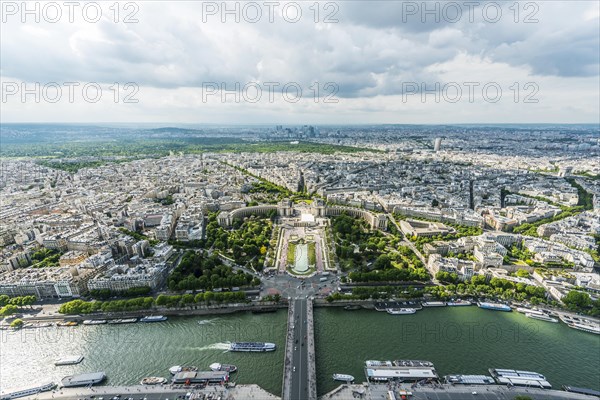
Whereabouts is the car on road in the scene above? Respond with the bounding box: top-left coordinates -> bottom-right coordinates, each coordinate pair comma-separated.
293,367 -> 296,372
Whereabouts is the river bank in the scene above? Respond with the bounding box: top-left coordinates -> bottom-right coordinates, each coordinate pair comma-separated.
16,382 -> 600,400
9,302 -> 285,324
20,384 -> 280,400
321,383 -> 599,400
6,299 -> 599,334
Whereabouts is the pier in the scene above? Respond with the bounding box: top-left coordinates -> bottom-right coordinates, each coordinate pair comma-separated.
282,298 -> 317,400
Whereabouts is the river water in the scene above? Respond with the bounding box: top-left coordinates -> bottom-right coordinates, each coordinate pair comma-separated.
315,307 -> 600,395
1,307 -> 598,396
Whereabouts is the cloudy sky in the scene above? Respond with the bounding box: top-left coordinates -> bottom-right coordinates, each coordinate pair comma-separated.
1,0 -> 599,124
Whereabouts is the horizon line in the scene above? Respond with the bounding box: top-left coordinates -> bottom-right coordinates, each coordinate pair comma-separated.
2,122 -> 600,127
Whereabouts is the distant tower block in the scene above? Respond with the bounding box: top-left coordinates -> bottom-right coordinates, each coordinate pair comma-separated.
434,138 -> 442,152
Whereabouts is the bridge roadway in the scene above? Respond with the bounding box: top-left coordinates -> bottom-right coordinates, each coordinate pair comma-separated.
283,298 -> 317,400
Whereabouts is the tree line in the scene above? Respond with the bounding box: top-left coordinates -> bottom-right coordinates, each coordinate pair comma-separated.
58,291 -> 248,314
426,275 -> 547,303
89,286 -> 152,300
0,295 -> 36,316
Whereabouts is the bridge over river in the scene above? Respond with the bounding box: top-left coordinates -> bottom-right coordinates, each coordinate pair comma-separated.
282,298 -> 317,400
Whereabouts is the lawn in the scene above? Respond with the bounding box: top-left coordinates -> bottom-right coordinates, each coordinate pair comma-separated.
308,242 -> 317,265
287,243 -> 296,266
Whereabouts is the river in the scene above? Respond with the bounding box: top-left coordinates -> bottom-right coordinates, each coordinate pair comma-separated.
1,307 -> 598,396
315,306 -> 600,394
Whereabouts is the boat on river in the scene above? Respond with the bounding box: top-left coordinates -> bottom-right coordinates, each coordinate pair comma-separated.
140,377 -> 167,385
333,373 -> 354,382
210,363 -> 237,373
386,308 -> 416,315
525,312 -> 558,323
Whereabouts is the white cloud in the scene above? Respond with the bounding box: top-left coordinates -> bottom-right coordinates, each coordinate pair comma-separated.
1,1 -> 598,123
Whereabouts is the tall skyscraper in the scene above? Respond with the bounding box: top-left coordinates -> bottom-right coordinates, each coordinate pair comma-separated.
434,137 -> 443,152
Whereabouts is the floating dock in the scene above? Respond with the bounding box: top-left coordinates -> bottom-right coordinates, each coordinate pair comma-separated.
562,385 -> 600,397
171,371 -> 228,384
60,372 -> 106,388
421,301 -> 446,307
445,375 -> 495,385
489,368 -> 552,389
365,360 -> 437,382
374,302 -> 422,312
55,355 -> 84,366
0,382 -> 55,400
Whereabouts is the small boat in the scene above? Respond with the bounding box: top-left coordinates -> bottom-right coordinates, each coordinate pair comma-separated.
525,312 -> 558,323
55,355 -> 84,366
140,376 -> 167,385
140,315 -> 167,322
333,373 -> 354,382
422,301 -> 446,307
386,308 -> 416,315
169,366 -> 198,375
108,318 -> 138,324
82,320 -> 107,325
32,322 -> 53,328
209,363 -> 238,373
343,305 -> 362,311
57,321 -> 78,327
447,300 -> 471,306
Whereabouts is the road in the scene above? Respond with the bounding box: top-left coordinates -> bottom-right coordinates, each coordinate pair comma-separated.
386,214 -> 437,284
289,298 -> 309,400
262,272 -> 338,300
